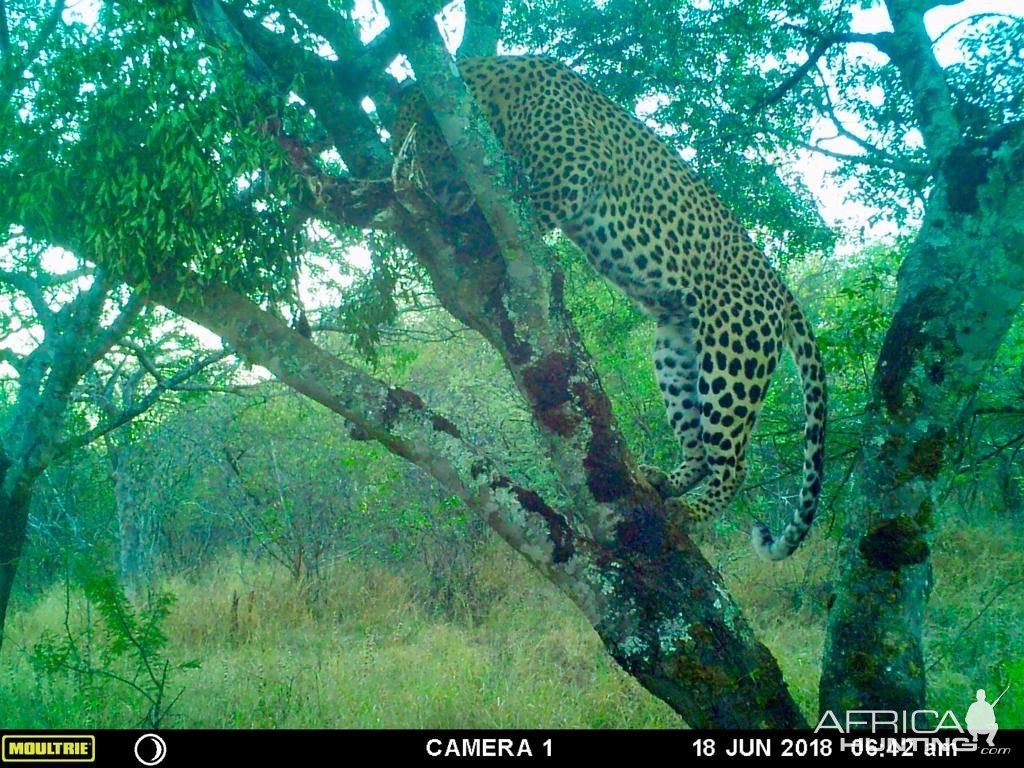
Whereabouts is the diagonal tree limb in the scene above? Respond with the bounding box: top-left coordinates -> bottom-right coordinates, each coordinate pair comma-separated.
140,266 -> 574,580
0,269 -> 57,333
371,1 -> 807,727
752,33 -> 839,115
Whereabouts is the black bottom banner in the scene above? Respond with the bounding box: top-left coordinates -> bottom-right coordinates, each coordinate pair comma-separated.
1,729 -> 1022,765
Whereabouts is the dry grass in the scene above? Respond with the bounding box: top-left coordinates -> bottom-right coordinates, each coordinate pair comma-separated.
0,547 -> 677,728
1,520 -> 1020,729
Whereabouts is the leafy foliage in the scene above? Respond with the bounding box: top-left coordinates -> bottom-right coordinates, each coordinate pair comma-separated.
30,569 -> 198,728
1,2 -> 305,299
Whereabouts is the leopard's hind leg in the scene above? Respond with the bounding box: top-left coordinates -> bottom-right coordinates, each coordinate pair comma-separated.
663,314 -> 781,529
643,317 -> 709,499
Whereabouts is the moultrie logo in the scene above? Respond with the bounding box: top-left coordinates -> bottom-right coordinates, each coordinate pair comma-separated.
966,682 -> 1010,747
1,735 -> 95,763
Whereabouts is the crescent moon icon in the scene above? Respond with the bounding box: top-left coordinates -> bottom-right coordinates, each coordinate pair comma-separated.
134,733 -> 168,766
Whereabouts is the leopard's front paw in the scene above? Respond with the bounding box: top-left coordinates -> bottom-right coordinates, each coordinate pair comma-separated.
664,496 -> 695,526
640,464 -> 672,497
663,498 -> 693,550
664,497 -> 701,550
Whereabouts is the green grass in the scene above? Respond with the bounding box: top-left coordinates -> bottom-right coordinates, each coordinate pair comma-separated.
0,547 -> 678,728
1,520 -> 1020,729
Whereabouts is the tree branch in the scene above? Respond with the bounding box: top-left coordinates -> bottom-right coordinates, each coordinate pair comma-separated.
30,273 -> 114,448
49,269 -> 108,340
85,293 -> 146,367
973,405 -> 1024,416
958,430 -> 1024,468
55,349 -> 238,459
140,267 -> 568,576
834,30 -> 895,56
0,347 -> 22,373
794,137 -> 929,175
753,34 -> 838,115
198,0 -> 397,226
782,21 -> 894,57
805,69 -> 929,176
119,339 -> 163,382
926,576 -> 1024,672
931,13 -> 1019,47
0,268 -> 56,330
281,0 -> 403,107
191,0 -> 279,88
216,0 -> 392,177
34,265 -> 95,286
884,0 -> 963,161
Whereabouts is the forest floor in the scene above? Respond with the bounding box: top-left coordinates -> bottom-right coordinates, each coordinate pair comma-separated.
0,520 -> 1021,728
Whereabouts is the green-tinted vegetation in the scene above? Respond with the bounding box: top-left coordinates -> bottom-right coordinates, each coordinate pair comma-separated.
2,0 -> 1022,727
3,520 -> 1020,727
2,241 -> 1021,726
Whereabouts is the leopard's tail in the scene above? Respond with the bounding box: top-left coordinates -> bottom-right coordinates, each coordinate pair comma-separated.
752,293 -> 826,561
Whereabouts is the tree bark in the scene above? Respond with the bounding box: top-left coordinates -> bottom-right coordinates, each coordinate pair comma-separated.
144,266 -> 805,727
0,476 -> 31,654
460,0 -> 501,58
173,1 -> 810,726
0,275 -> 141,654
819,0 -> 1024,715
107,441 -> 157,601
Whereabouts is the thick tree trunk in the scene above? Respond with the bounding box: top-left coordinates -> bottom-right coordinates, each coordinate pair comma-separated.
0,465 -> 31,655
819,12 -> 1024,711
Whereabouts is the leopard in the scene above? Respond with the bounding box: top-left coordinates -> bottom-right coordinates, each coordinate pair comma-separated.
391,55 -> 826,560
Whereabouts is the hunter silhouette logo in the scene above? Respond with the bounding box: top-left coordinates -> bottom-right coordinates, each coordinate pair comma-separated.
966,683 -> 1010,747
